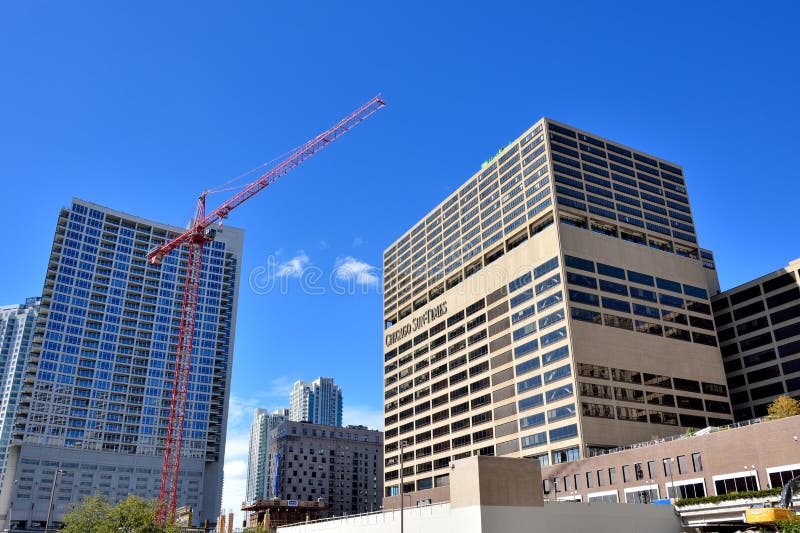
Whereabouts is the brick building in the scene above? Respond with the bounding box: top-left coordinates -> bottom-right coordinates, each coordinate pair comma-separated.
267,421 -> 383,516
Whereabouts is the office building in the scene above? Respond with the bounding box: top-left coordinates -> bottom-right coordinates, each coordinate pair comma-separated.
0,297 -> 40,524
712,258 -> 800,420
381,119 -> 733,499
246,407 -> 289,502
0,198 -> 243,530
290,377 -> 343,427
266,421 -> 382,516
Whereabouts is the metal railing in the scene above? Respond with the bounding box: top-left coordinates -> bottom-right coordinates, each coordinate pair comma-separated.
586,418 -> 764,458
281,501 -> 452,527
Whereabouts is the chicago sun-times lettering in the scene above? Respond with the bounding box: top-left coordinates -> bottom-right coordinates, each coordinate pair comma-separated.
384,302 -> 448,347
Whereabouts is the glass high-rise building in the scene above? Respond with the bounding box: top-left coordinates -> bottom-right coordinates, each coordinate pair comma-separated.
0,297 -> 40,526
246,407 -> 289,502
381,119 -> 733,499
0,199 -> 242,530
290,377 -> 343,427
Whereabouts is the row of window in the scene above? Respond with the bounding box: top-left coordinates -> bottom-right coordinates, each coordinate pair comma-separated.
719,320 -> 800,358
564,255 -> 708,300
548,134 -> 690,207
547,465 -> 799,502
570,305 -> 718,347
576,363 -> 727,396
712,271 -> 798,313
385,208 -> 556,319
544,451 -> 702,497
383,145 -> 550,294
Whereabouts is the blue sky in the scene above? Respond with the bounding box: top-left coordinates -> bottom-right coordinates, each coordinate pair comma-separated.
1,0 -> 799,519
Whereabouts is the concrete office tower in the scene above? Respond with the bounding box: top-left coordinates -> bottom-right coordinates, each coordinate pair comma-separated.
0,297 -> 40,525
246,407 -> 289,502
0,199 -> 243,530
290,377 -> 343,427
267,421 -> 383,516
381,119 -> 733,498
712,258 -> 800,420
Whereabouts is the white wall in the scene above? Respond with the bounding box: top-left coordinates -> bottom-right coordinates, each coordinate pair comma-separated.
278,502 -> 681,533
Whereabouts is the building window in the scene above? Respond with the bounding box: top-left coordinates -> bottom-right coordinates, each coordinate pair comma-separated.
691,453 -> 703,473
714,474 -> 758,495
647,460 -> 656,479
625,487 -> 659,504
677,455 -> 688,475
668,481 -> 706,499
769,467 -> 800,488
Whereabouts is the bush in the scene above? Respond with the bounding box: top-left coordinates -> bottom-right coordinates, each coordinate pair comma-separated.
675,487 -> 782,507
61,494 -> 179,533
767,395 -> 800,420
777,519 -> 800,532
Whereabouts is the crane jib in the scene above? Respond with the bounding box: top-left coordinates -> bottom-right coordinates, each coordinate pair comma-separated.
153,94 -> 385,524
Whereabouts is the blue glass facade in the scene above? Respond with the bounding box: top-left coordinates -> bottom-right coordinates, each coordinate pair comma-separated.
1,199 -> 243,529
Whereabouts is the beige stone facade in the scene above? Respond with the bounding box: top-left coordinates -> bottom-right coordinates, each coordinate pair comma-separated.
712,258 -> 800,420
381,119 -> 732,499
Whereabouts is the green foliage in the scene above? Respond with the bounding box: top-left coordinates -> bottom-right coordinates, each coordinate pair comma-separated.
767,395 -> 800,420
674,487 -> 781,507
61,494 -> 179,533
777,519 -> 800,532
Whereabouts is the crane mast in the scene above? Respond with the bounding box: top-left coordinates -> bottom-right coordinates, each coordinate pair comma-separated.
147,95 -> 385,524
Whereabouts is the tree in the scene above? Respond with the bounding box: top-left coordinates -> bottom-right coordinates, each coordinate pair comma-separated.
767,395 -> 800,420
61,495 -> 179,533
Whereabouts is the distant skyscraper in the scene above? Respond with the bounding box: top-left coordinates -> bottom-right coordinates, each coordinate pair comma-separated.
0,297 -> 39,524
290,377 -> 343,427
0,199 -> 243,530
246,407 -> 289,502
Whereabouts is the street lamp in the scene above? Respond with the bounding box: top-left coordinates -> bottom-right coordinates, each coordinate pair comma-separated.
43,469 -> 65,533
666,458 -> 675,501
399,440 -> 408,533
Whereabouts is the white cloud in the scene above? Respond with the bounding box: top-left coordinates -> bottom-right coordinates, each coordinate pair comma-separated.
343,404 -> 384,431
222,433 -> 249,518
333,256 -> 379,287
225,431 -> 252,459
221,420 -> 251,518
352,236 -> 365,248
276,251 -> 311,278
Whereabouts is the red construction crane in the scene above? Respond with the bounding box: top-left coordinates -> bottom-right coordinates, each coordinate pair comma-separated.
147,95 -> 385,523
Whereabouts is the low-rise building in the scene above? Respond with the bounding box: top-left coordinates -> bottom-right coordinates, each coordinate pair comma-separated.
539,414 -> 800,503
